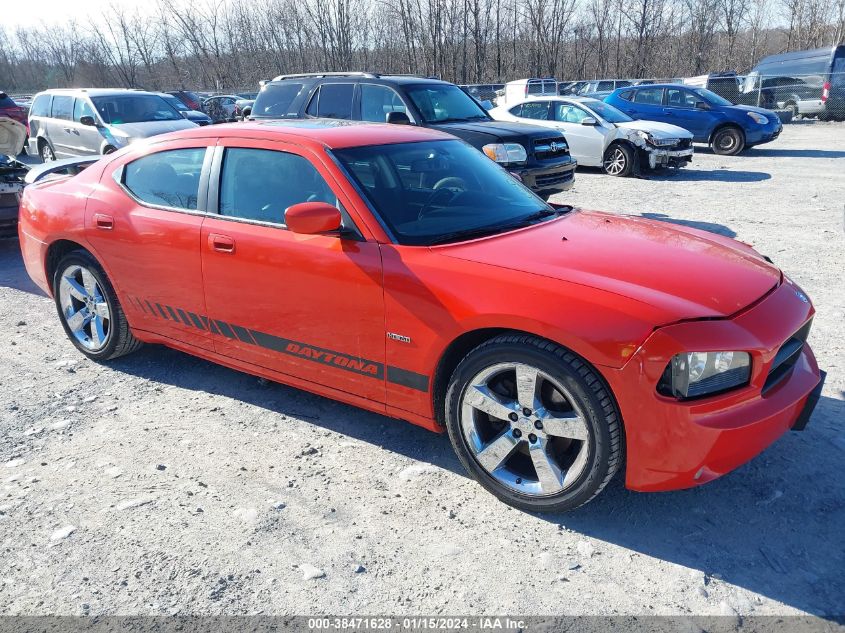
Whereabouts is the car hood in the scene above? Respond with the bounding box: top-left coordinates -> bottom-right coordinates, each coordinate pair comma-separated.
436,210 -> 780,321
0,117 -> 27,157
430,119 -> 562,144
615,120 -> 693,139
726,104 -> 776,118
109,118 -> 197,138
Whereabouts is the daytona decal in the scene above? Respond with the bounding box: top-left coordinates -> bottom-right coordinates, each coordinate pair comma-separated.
129,296 -> 429,392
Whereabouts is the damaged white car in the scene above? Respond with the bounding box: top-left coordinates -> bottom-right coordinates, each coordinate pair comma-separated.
489,96 -> 694,177
0,117 -> 28,236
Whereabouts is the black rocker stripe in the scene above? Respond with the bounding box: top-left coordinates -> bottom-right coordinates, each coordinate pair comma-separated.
133,297 -> 428,391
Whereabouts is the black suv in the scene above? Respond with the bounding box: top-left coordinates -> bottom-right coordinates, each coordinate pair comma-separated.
249,73 -> 576,199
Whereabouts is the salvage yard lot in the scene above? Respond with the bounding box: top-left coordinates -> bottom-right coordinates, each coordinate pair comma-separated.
1,122 -> 843,616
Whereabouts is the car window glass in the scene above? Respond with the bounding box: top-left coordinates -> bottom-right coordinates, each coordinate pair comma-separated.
91,95 -> 181,124
508,104 -> 522,116
31,94 -> 51,117
618,89 -> 634,101
123,148 -> 206,210
361,84 -> 408,122
520,102 -> 550,120
73,98 -> 96,122
633,88 -> 664,105
555,104 -> 589,123
833,55 -> 845,86
597,81 -> 614,91
252,82 -> 305,117
219,148 -> 338,225
315,84 -> 354,119
51,95 -> 73,120
305,90 -> 320,116
666,89 -> 698,108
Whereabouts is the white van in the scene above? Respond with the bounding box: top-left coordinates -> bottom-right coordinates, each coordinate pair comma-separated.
499,78 -> 558,106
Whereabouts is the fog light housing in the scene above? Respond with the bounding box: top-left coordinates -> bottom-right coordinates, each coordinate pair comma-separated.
658,351 -> 751,399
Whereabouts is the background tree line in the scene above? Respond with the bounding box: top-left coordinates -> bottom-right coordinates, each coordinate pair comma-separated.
0,0 -> 843,93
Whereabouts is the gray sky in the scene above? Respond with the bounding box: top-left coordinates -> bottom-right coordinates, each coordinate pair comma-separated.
4,0 -> 153,29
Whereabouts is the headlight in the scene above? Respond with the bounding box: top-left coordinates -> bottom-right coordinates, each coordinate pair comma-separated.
658,351 -> 751,399
634,130 -> 678,146
482,143 -> 528,164
747,112 -> 769,124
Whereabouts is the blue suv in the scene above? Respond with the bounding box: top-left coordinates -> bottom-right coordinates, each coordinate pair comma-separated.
605,84 -> 782,155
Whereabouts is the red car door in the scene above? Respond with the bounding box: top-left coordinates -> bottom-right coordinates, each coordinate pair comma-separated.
85,139 -> 215,351
199,138 -> 386,403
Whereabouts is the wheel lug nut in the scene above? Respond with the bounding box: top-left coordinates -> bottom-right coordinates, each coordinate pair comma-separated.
508,412 -> 518,422
534,420 -> 543,430
512,429 -> 522,438
522,407 -> 532,417
528,433 -> 538,443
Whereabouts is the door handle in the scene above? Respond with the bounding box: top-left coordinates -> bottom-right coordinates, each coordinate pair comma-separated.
94,213 -> 114,230
208,233 -> 235,253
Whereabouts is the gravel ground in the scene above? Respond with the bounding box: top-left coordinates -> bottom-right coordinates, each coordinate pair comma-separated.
1,122 -> 843,618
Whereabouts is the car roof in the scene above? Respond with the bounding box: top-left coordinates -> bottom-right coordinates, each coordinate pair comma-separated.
267,74 -> 450,87
38,88 -> 163,98
167,119 -> 450,149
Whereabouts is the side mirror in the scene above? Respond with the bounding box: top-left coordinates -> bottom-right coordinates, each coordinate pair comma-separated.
80,115 -> 97,126
285,202 -> 342,235
581,116 -> 598,126
386,111 -> 411,125
695,101 -> 709,110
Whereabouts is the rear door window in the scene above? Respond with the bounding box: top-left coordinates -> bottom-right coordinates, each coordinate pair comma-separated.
312,84 -> 354,119
520,101 -> 551,120
252,82 -> 305,118
123,148 -> 207,211
666,88 -> 698,108
633,88 -> 665,105
51,96 -> 73,120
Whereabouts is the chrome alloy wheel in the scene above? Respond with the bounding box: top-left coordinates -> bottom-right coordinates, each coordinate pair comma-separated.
58,264 -> 111,351
460,362 -> 591,497
604,147 -> 626,175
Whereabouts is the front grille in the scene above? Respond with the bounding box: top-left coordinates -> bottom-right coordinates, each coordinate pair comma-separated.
675,138 -> 692,150
535,170 -> 574,188
762,319 -> 812,394
533,137 -> 570,160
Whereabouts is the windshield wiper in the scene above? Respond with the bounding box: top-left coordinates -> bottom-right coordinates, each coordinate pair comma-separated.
427,208 -> 563,246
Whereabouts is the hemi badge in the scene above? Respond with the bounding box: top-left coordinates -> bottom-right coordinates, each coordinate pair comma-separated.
387,332 -> 411,344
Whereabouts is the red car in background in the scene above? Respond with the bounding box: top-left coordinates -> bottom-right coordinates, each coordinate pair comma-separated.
17,121 -> 824,512
1,92 -> 28,136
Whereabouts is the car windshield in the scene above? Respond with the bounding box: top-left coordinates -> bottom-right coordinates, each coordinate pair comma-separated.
91,95 -> 182,124
692,87 -> 733,107
334,140 -> 560,246
582,99 -> 632,123
405,84 -> 490,124
162,95 -> 189,112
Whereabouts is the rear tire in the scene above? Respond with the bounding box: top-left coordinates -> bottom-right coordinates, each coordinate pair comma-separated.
603,143 -> 635,177
711,126 -> 745,155
52,250 -> 142,362
444,334 -> 623,512
39,140 -> 55,163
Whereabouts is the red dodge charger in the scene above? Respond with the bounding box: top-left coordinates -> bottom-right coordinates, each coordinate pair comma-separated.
18,120 -> 824,512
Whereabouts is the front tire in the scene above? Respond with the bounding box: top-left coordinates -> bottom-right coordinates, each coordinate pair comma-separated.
711,126 -> 745,156
603,143 -> 634,177
444,334 -> 623,512
53,250 -> 142,361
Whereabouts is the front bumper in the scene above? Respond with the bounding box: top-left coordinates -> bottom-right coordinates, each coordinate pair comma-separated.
645,147 -> 694,169
603,277 -> 822,492
747,121 -> 783,146
511,160 -> 577,198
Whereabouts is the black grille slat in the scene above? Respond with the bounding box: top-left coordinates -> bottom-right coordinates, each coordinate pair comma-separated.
533,137 -> 570,160
763,320 -> 812,394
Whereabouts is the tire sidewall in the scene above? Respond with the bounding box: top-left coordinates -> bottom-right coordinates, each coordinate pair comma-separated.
53,252 -> 122,361
445,341 -> 615,512
604,143 -> 633,177
712,127 -> 744,155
